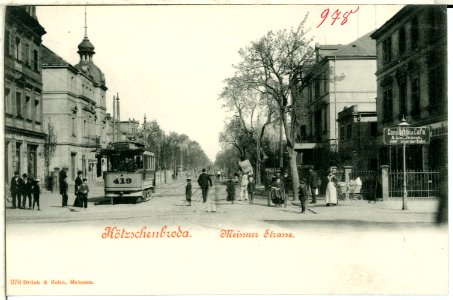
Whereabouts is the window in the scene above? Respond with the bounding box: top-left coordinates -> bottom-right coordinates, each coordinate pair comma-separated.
410,17 -> 419,50
382,37 -> 392,64
370,122 -> 378,136
429,66 -> 446,113
15,92 -> 22,118
346,124 -> 352,139
25,95 -> 31,120
33,50 -> 38,71
300,125 -> 307,141
24,43 -> 30,65
15,37 -> 21,61
323,106 -> 328,134
4,88 -> 11,114
411,78 -> 420,117
15,142 -> 21,174
83,120 -> 87,137
5,30 -> 11,56
34,95 -> 41,122
398,27 -> 406,56
383,88 -> 393,121
399,81 -> 407,117
72,115 -> 77,137
340,125 -> 345,140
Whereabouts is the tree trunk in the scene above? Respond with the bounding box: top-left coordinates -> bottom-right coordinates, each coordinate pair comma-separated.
288,147 -> 299,202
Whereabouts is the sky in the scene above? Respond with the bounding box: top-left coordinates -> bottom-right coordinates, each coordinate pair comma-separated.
36,4 -> 403,161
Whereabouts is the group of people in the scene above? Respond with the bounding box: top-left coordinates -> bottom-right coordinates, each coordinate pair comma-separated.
226,171 -> 255,204
297,167 -> 338,213
59,170 -> 90,210
9,172 -> 41,210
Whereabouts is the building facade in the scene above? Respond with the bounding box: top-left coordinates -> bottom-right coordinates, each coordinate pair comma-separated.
41,27 -> 108,182
4,6 -> 47,184
371,5 -> 447,171
337,105 -> 378,169
295,32 -> 377,169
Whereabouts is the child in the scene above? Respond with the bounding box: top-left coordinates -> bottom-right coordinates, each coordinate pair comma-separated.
298,179 -> 309,213
32,179 -> 41,211
226,177 -> 236,204
185,178 -> 192,206
247,176 -> 256,204
78,178 -> 89,210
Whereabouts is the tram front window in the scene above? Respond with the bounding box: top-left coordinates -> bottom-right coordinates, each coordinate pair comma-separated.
109,154 -> 143,172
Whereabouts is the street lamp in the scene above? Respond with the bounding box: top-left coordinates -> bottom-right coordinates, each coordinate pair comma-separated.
398,117 -> 410,210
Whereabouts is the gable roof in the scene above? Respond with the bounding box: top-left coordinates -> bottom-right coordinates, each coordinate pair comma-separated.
41,45 -> 72,66
328,30 -> 376,57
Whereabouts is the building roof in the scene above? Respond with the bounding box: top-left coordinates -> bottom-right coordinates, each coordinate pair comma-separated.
74,61 -> 106,86
370,6 -> 412,40
327,30 -> 376,57
41,45 -> 73,67
77,36 -> 95,54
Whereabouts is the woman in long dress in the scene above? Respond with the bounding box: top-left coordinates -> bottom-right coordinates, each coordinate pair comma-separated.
325,172 -> 338,206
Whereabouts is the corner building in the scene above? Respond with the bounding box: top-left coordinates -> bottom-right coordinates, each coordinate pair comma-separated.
371,5 -> 447,170
4,6 -> 46,184
41,26 -> 108,182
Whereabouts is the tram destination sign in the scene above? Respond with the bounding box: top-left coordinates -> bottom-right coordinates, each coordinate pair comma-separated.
383,126 -> 430,145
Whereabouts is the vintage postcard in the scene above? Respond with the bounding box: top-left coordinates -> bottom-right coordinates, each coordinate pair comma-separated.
1,0 -> 450,298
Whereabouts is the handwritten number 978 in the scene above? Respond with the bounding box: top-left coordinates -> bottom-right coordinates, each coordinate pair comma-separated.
317,6 -> 360,28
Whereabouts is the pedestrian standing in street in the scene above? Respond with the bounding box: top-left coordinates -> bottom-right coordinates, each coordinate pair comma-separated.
298,179 -> 309,213
73,171 -> 83,207
60,176 -> 69,207
216,170 -> 221,181
308,167 -> 319,204
22,174 -> 33,209
185,178 -> 192,206
60,170 -> 68,207
78,178 -> 89,210
325,171 -> 338,206
10,171 -> 22,209
247,176 -> 256,204
32,179 -> 41,211
226,177 -> 236,204
239,171 -> 249,202
197,168 -> 212,203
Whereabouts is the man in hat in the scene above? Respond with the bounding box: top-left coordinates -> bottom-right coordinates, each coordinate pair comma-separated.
10,171 -> 22,208
32,178 -> 41,210
197,168 -> 212,203
22,173 -> 33,209
59,168 -> 68,207
308,167 -> 319,204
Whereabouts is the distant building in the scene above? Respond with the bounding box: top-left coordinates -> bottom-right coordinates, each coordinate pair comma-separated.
295,31 -> 377,168
119,118 -> 140,140
337,105 -> 378,169
371,5 -> 447,170
41,19 -> 108,182
4,6 -> 46,183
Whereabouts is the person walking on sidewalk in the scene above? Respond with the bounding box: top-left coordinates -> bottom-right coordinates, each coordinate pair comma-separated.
185,178 -> 192,206
298,178 -> 309,213
32,179 -> 41,211
308,167 -> 319,204
10,171 -> 22,209
197,168 -> 212,203
78,178 -> 89,210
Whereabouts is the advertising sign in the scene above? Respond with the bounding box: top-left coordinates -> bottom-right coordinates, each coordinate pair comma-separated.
383,126 -> 430,145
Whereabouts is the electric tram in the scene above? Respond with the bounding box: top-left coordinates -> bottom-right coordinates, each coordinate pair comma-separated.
100,140 -> 156,203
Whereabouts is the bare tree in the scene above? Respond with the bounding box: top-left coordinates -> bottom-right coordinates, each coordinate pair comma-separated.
233,15 -> 317,202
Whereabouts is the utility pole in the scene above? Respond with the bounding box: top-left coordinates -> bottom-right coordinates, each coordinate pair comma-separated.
112,95 -> 116,143
279,114 -> 283,169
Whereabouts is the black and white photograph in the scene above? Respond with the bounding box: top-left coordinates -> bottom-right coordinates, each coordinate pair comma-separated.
1,1 -> 450,297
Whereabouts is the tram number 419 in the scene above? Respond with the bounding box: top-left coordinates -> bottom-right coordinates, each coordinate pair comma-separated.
113,177 -> 132,184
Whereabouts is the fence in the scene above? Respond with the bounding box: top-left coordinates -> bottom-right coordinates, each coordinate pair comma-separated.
389,170 -> 445,197
350,170 -> 378,200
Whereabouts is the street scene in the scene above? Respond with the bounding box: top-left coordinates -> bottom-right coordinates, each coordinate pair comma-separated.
3,3 -> 448,296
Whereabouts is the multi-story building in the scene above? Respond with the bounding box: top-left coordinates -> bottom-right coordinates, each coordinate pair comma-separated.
119,118 -> 140,140
371,5 -> 447,170
41,25 -> 108,182
4,6 -> 46,184
295,31 -> 377,168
